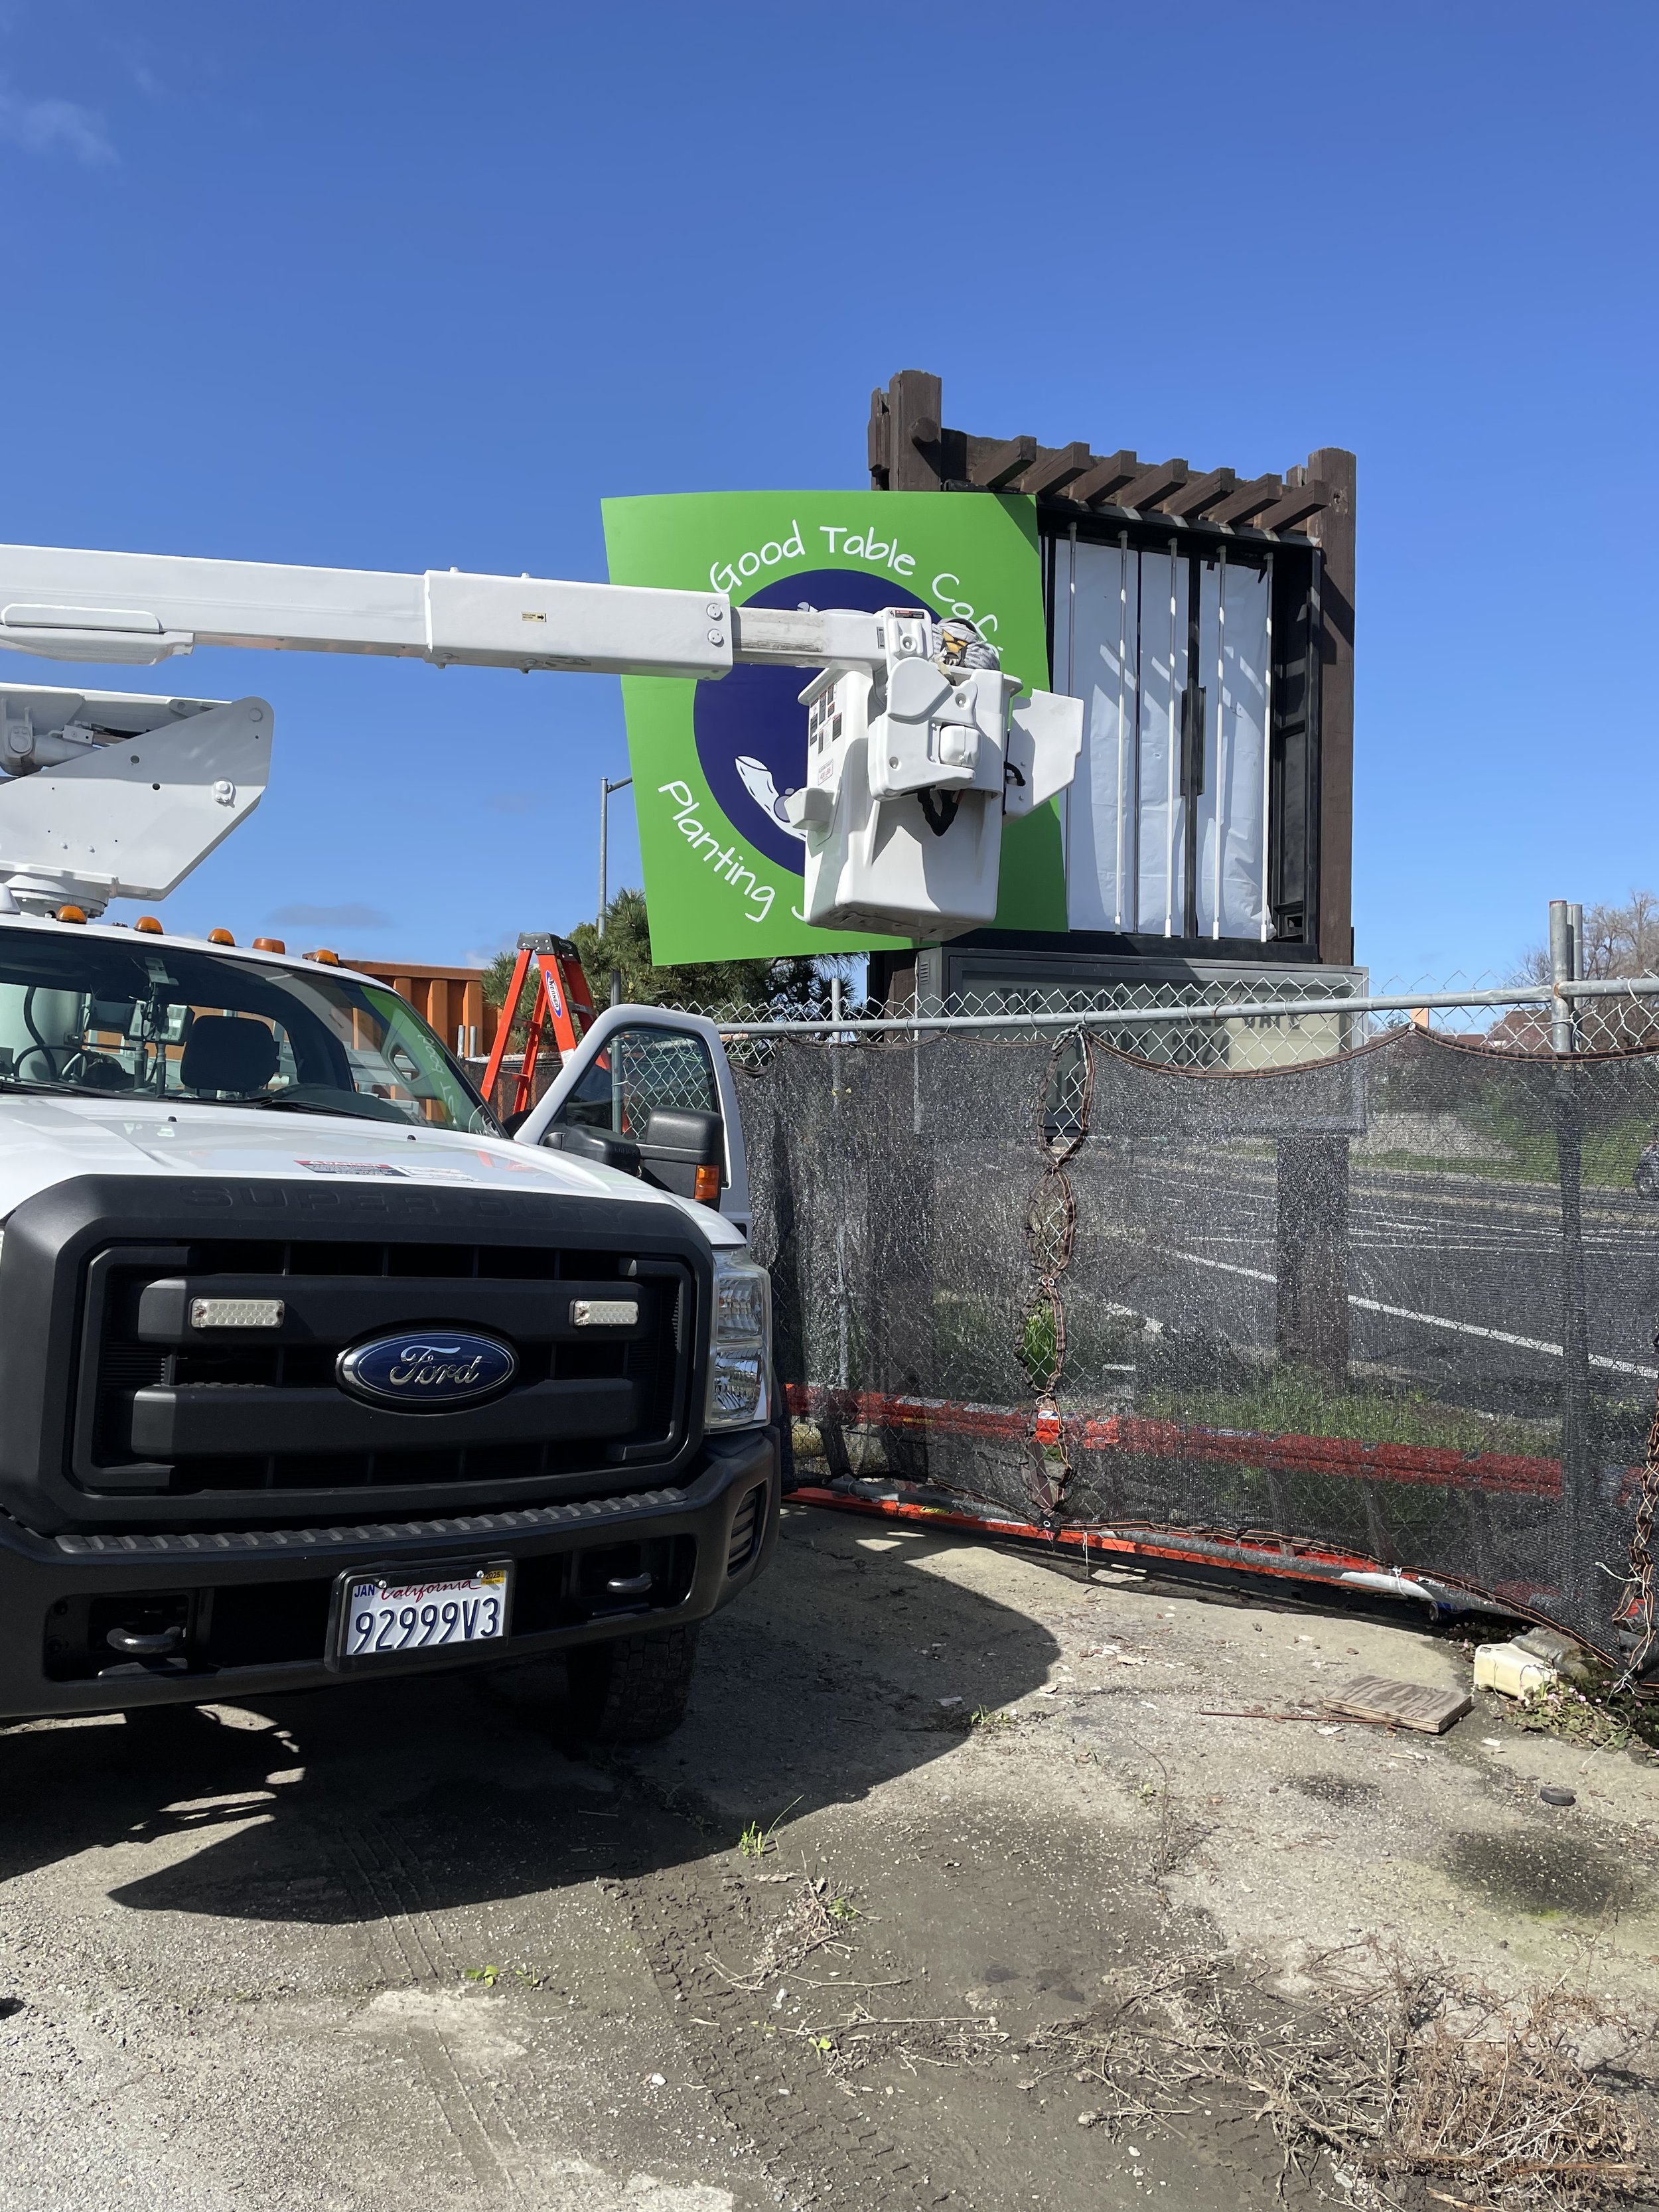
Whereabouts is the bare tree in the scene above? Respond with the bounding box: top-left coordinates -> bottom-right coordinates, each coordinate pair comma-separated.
1513,889 -> 1659,1051
1516,889 -> 1659,982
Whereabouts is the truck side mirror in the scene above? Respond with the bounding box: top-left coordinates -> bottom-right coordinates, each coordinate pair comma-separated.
639,1108 -> 725,1204
642,1108 -> 722,1158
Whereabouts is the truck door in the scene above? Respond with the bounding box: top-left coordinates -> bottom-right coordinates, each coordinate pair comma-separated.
512,1007 -> 752,1234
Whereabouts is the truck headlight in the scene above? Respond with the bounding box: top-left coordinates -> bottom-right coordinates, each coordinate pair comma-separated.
707,1245 -> 770,1430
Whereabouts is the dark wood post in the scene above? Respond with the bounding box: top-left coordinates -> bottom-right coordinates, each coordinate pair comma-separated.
868,371 -> 946,491
1305,447 -> 1356,970
1279,450 -> 1356,1380
1275,1132 -> 1350,1381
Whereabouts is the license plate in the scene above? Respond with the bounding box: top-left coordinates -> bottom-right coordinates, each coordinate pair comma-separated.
329,1562 -> 512,1667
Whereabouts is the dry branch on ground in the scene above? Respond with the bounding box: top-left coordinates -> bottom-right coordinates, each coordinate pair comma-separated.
1025,1945 -> 1659,2209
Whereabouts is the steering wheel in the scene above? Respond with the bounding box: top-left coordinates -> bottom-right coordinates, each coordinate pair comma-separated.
13,1045 -> 128,1090
68,1052 -> 131,1092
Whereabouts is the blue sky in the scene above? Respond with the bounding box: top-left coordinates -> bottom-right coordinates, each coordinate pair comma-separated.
0,0 -> 1652,986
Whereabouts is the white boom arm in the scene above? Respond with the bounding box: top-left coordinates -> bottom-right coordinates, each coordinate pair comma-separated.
0,543 -> 896,679
0,542 -> 1081,934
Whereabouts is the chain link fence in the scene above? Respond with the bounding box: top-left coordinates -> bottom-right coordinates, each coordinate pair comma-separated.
705,978 -> 1659,1674
670,972 -> 1659,1070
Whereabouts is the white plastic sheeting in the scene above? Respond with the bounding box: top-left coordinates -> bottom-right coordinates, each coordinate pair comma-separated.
1194,555 -> 1270,939
1054,538 -> 1271,939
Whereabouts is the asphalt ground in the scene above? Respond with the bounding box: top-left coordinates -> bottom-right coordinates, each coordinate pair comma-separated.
1,1502 -> 1655,2212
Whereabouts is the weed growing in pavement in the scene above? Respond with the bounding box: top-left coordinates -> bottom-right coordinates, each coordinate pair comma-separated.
1129,1741 -> 1182,1876
461,1963 -> 543,1990
737,1797 -> 801,1860
1514,1677 -> 1659,1756
969,1705 -> 1015,1732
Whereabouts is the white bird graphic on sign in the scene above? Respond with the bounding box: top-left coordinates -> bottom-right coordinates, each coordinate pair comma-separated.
735,755 -> 808,842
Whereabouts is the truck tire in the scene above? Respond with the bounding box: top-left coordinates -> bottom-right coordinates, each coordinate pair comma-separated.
563,1623 -> 701,1744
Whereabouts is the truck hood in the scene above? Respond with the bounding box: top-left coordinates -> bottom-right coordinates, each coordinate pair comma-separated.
0,1094 -> 741,1245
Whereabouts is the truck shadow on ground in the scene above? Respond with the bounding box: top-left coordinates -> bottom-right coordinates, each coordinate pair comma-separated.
0,1508 -> 1060,1925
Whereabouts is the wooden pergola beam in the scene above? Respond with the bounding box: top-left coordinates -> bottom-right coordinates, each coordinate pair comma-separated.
1161,467 -> 1238,519
1016,441 -> 1093,498
1256,480 -> 1332,532
1114,459 -> 1189,512
968,435 -> 1038,489
1065,450 -> 1141,505
1206,473 -> 1285,526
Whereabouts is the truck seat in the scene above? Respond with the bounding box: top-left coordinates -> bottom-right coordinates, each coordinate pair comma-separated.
180,1015 -> 279,1096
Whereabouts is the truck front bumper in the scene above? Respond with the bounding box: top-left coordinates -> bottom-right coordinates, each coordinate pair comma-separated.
0,1429 -> 778,1720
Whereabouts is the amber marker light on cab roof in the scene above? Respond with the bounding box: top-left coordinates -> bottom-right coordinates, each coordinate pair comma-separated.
252,937 -> 286,953
135,916 -> 164,934
56,905 -> 87,924
306,948 -> 341,965
207,928 -> 236,945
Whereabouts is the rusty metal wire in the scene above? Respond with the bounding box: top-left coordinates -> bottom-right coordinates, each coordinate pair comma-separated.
1616,1355 -> 1659,1692
1017,1031 -> 1092,1516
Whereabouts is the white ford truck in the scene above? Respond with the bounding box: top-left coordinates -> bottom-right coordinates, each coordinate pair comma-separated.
0,895 -> 774,1737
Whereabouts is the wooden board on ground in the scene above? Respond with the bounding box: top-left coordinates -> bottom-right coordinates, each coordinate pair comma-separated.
1322,1674 -> 1472,1734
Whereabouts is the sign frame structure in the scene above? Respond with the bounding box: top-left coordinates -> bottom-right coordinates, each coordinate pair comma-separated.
866,369 -> 1356,971
602,490 -> 1062,966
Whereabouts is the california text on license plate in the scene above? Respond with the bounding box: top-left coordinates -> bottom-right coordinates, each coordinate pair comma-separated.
334,1563 -> 511,1664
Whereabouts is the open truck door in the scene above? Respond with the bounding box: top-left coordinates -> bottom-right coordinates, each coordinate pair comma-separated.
512,1005 -> 752,1236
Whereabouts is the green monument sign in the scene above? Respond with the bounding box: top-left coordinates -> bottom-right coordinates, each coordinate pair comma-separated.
603,490 -> 1058,964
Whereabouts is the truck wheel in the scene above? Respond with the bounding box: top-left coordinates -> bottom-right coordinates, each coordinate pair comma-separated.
563,1623 -> 701,1744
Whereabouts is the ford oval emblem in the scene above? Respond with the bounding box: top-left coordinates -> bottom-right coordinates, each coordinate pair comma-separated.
338,1329 -> 518,1411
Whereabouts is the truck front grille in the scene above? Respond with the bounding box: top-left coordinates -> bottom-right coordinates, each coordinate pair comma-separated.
77,1235 -> 692,1503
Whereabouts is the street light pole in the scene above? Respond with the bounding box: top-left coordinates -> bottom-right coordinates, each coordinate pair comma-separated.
598,774 -> 632,932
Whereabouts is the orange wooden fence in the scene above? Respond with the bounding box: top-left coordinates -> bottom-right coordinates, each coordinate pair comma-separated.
346,962 -> 499,1059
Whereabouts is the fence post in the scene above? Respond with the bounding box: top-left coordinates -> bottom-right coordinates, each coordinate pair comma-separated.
1275,1134 -> 1351,1382
829,1016 -> 851,1390
1549,899 -> 1579,1054
1550,899 -> 1595,1617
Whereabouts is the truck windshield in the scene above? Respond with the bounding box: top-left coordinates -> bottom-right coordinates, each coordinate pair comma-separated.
0,930 -> 500,1134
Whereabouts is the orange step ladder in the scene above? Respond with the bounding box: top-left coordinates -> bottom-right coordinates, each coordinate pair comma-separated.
479,933 -> 597,1120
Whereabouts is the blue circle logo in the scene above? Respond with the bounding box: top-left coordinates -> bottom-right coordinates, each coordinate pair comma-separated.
693,568 -> 939,875
338,1331 -> 518,1411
